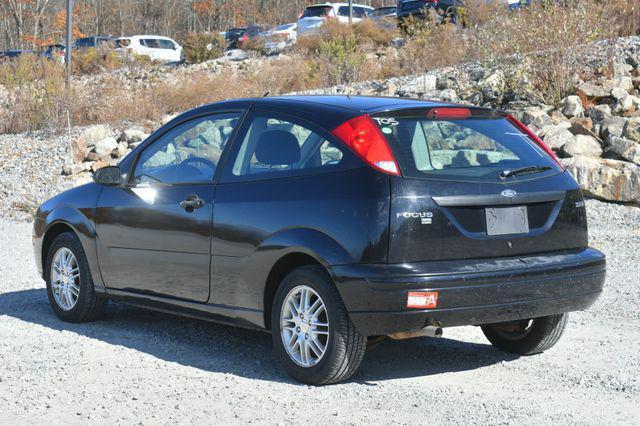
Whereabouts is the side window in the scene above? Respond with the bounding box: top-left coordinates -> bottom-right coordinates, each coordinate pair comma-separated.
159,39 -> 175,50
133,113 -> 240,185
229,115 -> 345,178
141,39 -> 161,49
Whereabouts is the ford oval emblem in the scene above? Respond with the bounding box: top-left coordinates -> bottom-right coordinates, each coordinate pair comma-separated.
501,189 -> 517,198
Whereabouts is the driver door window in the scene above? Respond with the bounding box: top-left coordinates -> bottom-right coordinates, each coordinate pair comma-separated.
133,113 -> 240,185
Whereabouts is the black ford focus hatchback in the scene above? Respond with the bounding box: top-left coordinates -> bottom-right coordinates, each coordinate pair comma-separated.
33,96 -> 606,384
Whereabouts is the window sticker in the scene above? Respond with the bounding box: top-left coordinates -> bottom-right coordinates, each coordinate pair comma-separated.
373,117 -> 398,126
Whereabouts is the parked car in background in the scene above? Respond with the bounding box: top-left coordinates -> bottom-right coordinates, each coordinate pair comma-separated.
262,23 -> 297,53
369,5 -> 398,29
225,27 -> 247,49
236,25 -> 265,49
508,0 -> 532,9
74,36 -> 113,49
370,5 -> 398,18
42,44 -> 66,63
115,35 -> 182,62
0,50 -> 33,60
297,3 -> 374,35
397,0 -> 438,27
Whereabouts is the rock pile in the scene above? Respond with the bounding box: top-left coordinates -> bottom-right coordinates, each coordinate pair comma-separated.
298,42 -> 640,204
63,124 -> 150,175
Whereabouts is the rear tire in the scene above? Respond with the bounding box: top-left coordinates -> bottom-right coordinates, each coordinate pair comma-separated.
271,266 -> 366,385
44,232 -> 107,323
481,313 -> 568,355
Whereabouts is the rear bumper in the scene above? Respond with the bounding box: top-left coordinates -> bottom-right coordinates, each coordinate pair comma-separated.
331,248 -> 606,336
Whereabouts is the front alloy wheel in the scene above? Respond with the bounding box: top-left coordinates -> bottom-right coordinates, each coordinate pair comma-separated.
50,247 -> 80,311
45,232 -> 107,323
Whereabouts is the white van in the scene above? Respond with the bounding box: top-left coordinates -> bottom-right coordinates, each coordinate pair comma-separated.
297,3 -> 374,35
115,35 -> 182,63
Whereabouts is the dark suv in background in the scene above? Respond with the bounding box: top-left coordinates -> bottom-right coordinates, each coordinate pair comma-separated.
33,96 -> 606,385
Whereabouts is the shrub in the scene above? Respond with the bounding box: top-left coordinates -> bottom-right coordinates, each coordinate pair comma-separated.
0,54 -> 68,133
72,46 -> 123,75
182,32 -> 226,64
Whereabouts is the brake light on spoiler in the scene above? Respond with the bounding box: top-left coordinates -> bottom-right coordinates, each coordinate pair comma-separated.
331,115 -> 400,176
426,107 -> 472,120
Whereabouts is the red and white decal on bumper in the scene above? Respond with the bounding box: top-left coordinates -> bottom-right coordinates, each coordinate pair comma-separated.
407,291 -> 438,309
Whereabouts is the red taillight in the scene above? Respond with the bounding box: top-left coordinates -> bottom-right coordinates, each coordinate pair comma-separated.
507,114 -> 565,169
426,107 -> 471,120
331,115 -> 400,176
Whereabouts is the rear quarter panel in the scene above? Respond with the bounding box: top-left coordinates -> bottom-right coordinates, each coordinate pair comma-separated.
210,167 -> 390,310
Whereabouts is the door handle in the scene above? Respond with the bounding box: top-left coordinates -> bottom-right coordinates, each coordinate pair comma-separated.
179,195 -> 205,212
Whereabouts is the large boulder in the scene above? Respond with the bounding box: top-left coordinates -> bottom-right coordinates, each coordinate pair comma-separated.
78,125 -> 112,149
563,156 -> 640,204
561,96 -> 584,118
71,124 -> 113,162
478,70 -> 505,104
563,134 -> 603,157
612,62 -> 633,78
601,116 -> 628,141
608,137 -> 640,164
623,117 -> 640,142
543,126 -> 575,152
119,126 -> 149,145
585,104 -> 612,124
398,74 -> 437,96
521,107 -> 553,131
93,137 -> 118,157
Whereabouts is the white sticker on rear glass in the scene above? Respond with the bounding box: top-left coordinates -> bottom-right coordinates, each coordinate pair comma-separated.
373,117 -> 398,126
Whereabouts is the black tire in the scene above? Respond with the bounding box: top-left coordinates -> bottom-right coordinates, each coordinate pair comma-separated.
44,232 -> 107,323
481,313 -> 568,355
271,266 -> 367,385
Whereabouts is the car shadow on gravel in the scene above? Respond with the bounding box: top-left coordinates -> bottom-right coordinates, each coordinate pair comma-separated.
0,288 -> 517,384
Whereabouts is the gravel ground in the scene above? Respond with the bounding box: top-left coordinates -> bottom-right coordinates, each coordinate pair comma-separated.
0,200 -> 638,424
0,131 -> 79,221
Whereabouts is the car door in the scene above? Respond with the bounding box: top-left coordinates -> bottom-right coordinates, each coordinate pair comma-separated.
95,112 -> 242,302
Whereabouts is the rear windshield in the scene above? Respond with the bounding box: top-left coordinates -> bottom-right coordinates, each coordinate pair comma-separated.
337,6 -> 371,17
301,6 -> 332,18
373,115 -> 561,182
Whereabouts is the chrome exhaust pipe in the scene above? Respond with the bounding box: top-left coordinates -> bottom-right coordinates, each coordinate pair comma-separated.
387,326 -> 443,340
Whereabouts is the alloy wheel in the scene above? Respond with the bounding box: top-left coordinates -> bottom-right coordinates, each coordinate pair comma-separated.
50,247 -> 80,311
280,285 -> 330,367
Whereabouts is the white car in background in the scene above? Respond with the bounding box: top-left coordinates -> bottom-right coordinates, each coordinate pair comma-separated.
297,3 -> 374,35
262,23 -> 298,53
115,35 -> 182,63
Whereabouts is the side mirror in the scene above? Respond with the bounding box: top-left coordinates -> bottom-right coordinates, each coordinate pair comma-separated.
93,166 -> 123,186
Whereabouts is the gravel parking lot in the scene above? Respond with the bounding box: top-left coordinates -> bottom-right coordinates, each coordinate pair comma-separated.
0,199 -> 638,424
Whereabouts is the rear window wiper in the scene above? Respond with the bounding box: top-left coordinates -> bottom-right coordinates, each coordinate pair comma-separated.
499,165 -> 552,179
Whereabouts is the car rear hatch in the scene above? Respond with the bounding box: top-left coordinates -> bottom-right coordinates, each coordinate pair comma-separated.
369,107 -> 589,263
298,6 -> 332,33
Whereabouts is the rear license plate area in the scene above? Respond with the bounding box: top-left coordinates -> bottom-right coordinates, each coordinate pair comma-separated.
485,206 -> 529,236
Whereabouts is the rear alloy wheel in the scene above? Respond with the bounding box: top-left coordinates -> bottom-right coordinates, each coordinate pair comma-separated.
45,232 -> 107,323
271,266 -> 366,385
481,313 -> 568,355
280,285 -> 329,367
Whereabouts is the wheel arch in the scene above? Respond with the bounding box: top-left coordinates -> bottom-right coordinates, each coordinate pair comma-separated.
38,206 -> 105,293
41,222 -> 77,270
256,228 -> 353,331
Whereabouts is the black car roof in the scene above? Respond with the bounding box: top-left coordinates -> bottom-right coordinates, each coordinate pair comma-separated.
210,95 -> 477,113
178,95 -> 496,133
